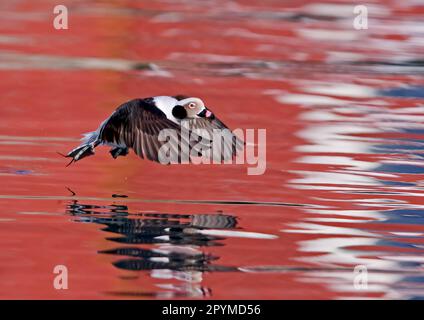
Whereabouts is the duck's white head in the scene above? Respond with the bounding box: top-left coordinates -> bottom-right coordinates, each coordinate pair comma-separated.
153,96 -> 214,122
172,97 -> 214,120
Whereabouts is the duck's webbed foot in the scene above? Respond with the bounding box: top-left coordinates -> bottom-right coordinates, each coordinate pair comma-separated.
110,147 -> 129,159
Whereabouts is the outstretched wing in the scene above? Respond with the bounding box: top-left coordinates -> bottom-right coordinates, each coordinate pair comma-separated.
182,114 -> 244,162
99,98 -> 188,163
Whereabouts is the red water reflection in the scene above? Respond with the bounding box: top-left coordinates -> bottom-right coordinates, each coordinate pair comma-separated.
0,0 -> 424,299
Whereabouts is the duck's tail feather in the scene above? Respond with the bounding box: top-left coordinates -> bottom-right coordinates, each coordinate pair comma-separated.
62,132 -> 100,167
67,144 -> 96,166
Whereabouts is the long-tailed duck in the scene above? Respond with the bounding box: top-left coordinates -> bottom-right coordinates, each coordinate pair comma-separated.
64,95 -> 243,166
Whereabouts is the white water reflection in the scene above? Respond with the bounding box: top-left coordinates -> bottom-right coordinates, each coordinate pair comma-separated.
277,74 -> 424,298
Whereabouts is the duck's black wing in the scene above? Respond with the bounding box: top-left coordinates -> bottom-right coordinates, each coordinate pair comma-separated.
182,114 -> 244,162
99,98 -> 189,163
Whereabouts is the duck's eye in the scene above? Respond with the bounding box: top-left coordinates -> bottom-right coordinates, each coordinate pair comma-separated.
188,102 -> 196,109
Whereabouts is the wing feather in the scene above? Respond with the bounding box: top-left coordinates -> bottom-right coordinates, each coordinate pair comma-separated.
183,116 -> 244,162
99,99 -> 182,163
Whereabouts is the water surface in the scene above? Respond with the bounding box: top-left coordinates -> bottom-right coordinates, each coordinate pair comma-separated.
0,0 -> 424,299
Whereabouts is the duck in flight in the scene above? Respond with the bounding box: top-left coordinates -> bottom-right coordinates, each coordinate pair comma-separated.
64,95 -> 242,166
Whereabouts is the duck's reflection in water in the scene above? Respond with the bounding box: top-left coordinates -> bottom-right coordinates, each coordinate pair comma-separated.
66,200 -> 239,298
